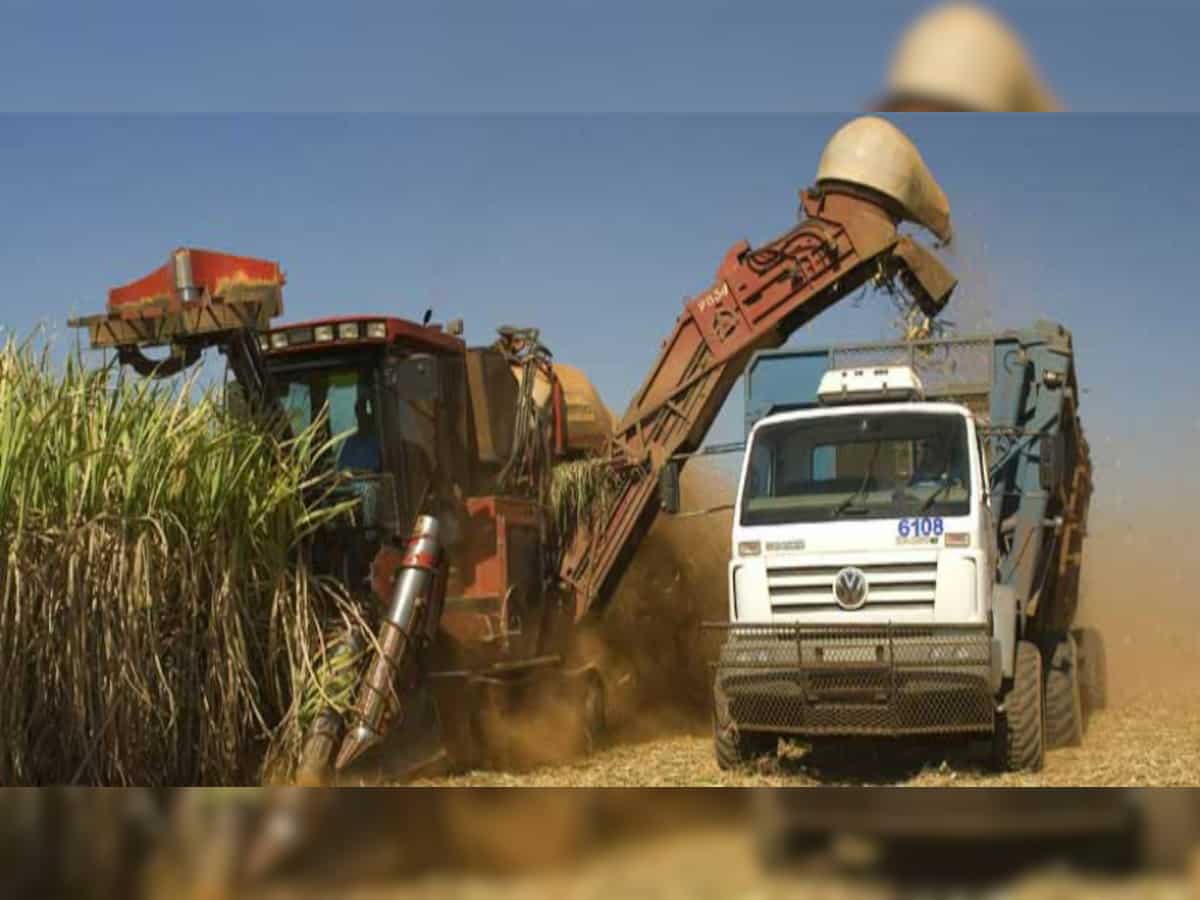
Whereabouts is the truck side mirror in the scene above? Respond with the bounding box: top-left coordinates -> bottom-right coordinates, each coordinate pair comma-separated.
659,461 -> 682,515
1039,433 -> 1065,491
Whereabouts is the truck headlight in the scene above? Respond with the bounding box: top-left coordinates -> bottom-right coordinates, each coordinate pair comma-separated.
737,541 -> 762,557
338,322 -> 360,340
366,321 -> 388,339
314,325 -> 334,342
269,332 -> 288,350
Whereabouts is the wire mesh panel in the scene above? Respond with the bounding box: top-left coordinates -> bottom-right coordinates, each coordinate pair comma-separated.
745,334 -> 997,434
713,624 -> 995,737
828,337 -> 994,422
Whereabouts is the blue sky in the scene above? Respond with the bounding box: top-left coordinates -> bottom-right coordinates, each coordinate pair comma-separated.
1,1 -> 1199,112
1,113 -> 1198,522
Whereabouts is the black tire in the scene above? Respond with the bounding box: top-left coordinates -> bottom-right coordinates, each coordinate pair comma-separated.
446,680 -> 489,772
996,641 -> 1045,772
713,681 -> 776,770
1075,627 -> 1108,714
1045,635 -> 1085,748
714,724 -> 776,771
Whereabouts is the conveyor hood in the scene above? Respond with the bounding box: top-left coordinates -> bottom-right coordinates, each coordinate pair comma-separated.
815,116 -> 953,244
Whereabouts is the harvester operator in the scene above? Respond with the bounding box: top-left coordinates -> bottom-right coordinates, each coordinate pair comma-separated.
338,393 -> 381,472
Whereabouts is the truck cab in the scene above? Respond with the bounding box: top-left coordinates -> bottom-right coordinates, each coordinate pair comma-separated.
730,369 -> 995,631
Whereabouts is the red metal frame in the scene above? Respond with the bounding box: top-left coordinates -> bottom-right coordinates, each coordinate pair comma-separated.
439,496 -> 540,651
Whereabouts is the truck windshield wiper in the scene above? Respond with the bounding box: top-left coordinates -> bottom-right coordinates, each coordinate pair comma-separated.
830,441 -> 882,519
830,493 -> 870,518
919,478 -> 957,513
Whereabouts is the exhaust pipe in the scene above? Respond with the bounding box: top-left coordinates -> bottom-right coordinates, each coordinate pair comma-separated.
335,514 -> 443,772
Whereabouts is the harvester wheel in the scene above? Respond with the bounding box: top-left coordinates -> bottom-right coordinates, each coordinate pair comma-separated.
1045,635 -> 1085,748
713,681 -> 776,770
1075,627 -> 1108,714
578,669 -> 607,754
996,640 -> 1045,772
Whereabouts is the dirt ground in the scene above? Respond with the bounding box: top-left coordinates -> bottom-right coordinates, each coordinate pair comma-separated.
414,689 -> 1199,787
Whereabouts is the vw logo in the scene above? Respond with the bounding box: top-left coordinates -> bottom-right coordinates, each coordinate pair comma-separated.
833,566 -> 869,610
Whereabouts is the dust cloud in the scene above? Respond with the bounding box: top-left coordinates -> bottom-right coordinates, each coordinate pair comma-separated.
595,459 -> 735,736
1076,500 -> 1200,706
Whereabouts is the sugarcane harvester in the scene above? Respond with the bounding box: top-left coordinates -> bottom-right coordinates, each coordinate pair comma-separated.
70,117 -> 958,783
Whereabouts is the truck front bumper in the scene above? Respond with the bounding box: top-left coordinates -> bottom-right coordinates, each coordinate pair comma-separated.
713,623 -> 997,737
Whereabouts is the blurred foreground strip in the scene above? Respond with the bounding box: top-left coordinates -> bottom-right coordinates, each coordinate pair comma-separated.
2,788 -> 1197,898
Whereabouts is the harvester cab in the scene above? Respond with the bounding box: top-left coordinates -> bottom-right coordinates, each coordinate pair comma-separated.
258,315 -> 474,607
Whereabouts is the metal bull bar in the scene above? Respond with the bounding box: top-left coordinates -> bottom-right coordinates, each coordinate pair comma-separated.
706,622 -> 997,737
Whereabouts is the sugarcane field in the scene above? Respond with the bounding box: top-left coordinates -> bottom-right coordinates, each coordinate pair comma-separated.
4,30 -> 1200,897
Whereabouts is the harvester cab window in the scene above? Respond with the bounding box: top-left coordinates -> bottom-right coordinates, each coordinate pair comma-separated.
387,356 -> 439,517
336,379 -> 382,473
282,381 -> 312,437
275,367 -> 382,474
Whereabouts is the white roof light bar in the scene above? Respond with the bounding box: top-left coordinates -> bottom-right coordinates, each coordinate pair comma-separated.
817,365 -> 925,405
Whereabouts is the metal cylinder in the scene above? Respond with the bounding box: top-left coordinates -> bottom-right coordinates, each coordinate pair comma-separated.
172,248 -> 200,303
335,515 -> 441,771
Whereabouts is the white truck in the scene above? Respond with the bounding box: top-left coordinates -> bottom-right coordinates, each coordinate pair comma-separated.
710,324 -> 1101,772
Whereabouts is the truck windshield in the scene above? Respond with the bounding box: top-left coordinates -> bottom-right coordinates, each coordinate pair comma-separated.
740,411 -> 972,526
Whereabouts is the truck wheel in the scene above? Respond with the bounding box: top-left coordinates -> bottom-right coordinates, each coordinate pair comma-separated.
997,641 -> 1045,772
1075,627 -> 1108,714
713,682 -> 775,770
714,722 -> 776,771
1045,635 -> 1084,748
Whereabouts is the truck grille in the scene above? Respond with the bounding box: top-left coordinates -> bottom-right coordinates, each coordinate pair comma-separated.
767,558 -> 937,614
